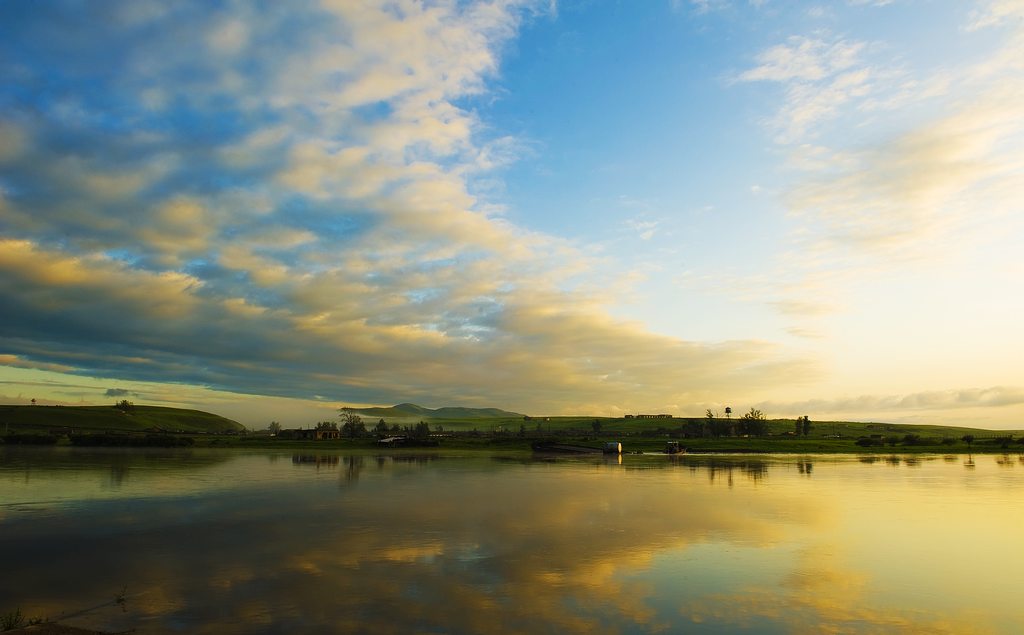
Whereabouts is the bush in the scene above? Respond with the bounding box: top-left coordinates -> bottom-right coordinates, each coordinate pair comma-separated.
992,435 -> 1014,449
2,433 -> 59,445
69,433 -> 194,447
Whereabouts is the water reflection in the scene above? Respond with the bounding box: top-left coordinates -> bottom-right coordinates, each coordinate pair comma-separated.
2,450 -> 1024,633
995,454 -> 1016,467
291,454 -> 340,469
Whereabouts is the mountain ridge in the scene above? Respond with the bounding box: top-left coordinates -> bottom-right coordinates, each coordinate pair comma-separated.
341,403 -> 523,419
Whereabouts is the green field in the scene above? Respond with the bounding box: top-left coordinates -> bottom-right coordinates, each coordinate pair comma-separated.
2,404 -> 1022,454
396,414 -> 1017,437
0,404 -> 245,435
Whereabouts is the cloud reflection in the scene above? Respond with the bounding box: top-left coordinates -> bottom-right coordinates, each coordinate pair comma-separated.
4,454 -> 1024,633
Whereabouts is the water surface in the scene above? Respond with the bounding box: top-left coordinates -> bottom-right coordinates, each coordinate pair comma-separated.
2,448 -> 1023,633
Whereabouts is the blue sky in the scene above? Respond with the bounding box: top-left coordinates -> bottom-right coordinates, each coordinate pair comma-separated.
1,0 -> 1022,428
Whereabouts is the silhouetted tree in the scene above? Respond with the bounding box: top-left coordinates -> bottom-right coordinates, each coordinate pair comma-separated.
961,434 -> 975,449
592,419 -> 602,433
316,421 -> 338,432
374,419 -> 389,435
710,417 -> 733,438
114,399 -> 134,412
340,413 -> 365,437
740,408 -> 767,436
801,416 -> 811,436
413,420 -> 431,439
267,421 -> 282,434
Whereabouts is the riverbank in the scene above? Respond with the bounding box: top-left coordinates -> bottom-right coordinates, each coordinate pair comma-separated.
4,422 -> 1023,455
178,433 -> 1024,455
5,624 -> 114,635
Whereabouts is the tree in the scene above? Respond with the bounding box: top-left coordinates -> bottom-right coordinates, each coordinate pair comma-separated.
710,416 -> 733,438
316,421 -> 338,431
961,434 -> 975,449
592,419 -> 602,433
267,421 -> 282,434
374,419 -> 389,435
114,399 -> 134,412
740,408 -> 767,436
340,413 -> 365,437
801,416 -> 811,436
413,420 -> 431,439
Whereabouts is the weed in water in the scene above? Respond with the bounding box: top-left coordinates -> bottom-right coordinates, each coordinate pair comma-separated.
1,607 -> 43,631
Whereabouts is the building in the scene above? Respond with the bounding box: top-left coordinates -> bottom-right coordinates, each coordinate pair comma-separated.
278,428 -> 339,440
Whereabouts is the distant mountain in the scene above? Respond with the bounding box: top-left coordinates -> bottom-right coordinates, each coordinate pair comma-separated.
341,402 -> 523,419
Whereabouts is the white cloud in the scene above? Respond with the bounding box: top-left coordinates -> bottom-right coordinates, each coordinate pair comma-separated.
968,0 -> 1024,30
739,36 -> 864,83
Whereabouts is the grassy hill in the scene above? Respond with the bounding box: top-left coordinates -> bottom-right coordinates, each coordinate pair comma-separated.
342,402 -> 523,419
0,404 -> 245,435
399,414 -> 1023,438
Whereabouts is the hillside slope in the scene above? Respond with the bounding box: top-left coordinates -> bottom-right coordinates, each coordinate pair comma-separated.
342,402 -> 523,419
0,404 -> 245,434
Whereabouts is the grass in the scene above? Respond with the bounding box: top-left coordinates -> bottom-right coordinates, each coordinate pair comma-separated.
0,404 -> 244,435
2,406 -> 1021,454
188,428 -> 1023,455
1,607 -> 42,631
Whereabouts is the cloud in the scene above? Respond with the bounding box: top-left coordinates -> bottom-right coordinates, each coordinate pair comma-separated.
1,458 -> 825,633
736,1 -> 1024,354
104,388 -> 135,397
755,385 -> 1024,418
739,36 -> 864,83
968,0 -> 1024,30
626,217 -> 660,240
738,35 -> 876,142
0,0 -> 819,416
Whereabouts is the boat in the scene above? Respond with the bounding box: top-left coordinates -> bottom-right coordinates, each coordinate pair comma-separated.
665,441 -> 686,455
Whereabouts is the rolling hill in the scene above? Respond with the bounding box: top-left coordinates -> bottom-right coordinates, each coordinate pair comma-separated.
0,404 -> 246,434
341,402 -> 524,419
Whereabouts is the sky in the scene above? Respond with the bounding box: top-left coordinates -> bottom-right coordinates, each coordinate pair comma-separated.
1,0 -> 1022,429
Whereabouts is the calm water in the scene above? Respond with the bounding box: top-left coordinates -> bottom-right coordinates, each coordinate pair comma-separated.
2,448 -> 1024,634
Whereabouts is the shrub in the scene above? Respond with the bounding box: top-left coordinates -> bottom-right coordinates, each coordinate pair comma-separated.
2,433 -> 58,445
69,433 -> 194,448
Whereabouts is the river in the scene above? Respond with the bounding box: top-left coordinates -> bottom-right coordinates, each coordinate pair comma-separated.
2,448 -> 1023,633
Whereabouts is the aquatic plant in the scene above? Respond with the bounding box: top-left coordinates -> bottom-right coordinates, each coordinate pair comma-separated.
1,607 -> 42,631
